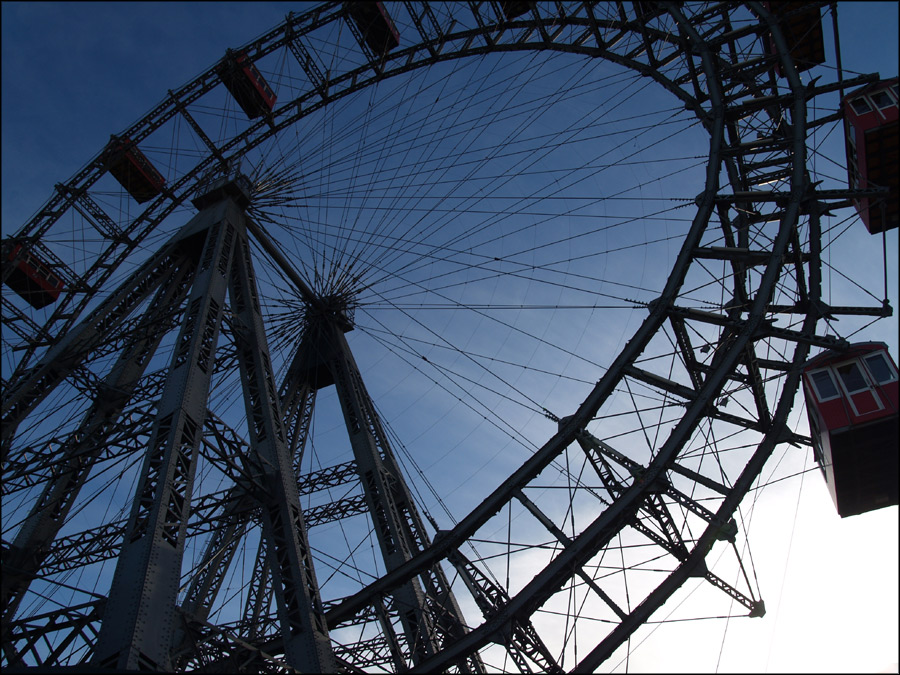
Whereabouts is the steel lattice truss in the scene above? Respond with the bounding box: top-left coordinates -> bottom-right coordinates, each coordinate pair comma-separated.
1,2 -> 891,673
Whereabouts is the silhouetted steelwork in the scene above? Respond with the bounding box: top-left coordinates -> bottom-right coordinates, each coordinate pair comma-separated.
2,2 -> 892,672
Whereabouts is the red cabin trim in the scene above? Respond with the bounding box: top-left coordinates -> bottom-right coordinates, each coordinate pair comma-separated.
806,348 -> 898,428
218,51 -> 277,119
5,244 -> 64,309
104,137 -> 166,204
346,2 -> 400,55
843,78 -> 899,234
500,1 -> 534,20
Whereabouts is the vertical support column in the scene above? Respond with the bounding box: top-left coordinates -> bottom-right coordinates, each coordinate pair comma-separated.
321,321 -> 481,671
280,375 -> 317,475
279,327 -> 413,672
92,202 -> 239,671
2,257 -> 196,624
325,322 -> 439,665
177,497 -> 248,623
243,538 -> 273,640
170,494 -> 250,669
228,229 -> 336,673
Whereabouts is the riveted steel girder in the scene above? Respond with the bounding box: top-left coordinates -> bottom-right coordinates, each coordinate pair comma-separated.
91,201 -> 239,672
293,316 -> 482,671
1,257 -> 195,626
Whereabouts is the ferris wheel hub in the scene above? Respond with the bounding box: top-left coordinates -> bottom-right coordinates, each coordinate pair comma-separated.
191,167 -> 253,211
303,292 -> 356,334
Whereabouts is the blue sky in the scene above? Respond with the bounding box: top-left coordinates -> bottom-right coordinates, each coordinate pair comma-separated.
2,2 -> 898,672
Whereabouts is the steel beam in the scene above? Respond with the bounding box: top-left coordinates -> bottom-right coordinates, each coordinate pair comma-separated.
295,312 -> 482,671
2,257 -> 195,625
1,231 -> 201,458
91,199 -> 239,671
227,227 -> 336,672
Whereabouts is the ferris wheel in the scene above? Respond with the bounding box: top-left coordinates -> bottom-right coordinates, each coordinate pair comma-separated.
2,2 -> 895,672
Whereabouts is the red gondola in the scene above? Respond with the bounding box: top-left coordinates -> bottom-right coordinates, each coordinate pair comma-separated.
634,2 -> 681,21
802,342 -> 899,517
218,51 -> 277,119
103,136 -> 166,204
764,2 -> 826,77
346,2 -> 399,55
500,1 -> 534,20
843,77 -> 899,234
4,243 -> 64,309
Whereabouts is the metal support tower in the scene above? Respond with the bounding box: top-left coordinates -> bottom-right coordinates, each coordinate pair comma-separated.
2,255 -> 196,625
1,168 -> 488,671
280,296 -> 485,672
6,3 -> 892,672
4,173 -> 337,672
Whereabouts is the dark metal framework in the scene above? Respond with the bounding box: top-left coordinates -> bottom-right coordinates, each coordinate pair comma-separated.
1,1 -> 891,672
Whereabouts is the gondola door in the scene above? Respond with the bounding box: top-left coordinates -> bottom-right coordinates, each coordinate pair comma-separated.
833,359 -> 883,417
